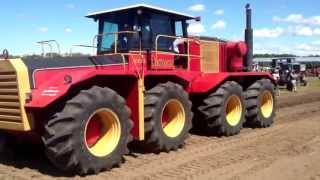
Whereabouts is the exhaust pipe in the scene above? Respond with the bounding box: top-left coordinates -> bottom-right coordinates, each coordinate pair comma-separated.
245,4 -> 253,71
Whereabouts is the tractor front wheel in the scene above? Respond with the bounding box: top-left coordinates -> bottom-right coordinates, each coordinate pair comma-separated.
0,132 -> 13,161
42,86 -> 133,175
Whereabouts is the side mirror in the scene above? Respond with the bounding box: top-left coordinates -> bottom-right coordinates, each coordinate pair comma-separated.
195,16 -> 201,22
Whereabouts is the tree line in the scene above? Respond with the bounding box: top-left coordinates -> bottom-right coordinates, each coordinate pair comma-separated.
254,54 -> 320,58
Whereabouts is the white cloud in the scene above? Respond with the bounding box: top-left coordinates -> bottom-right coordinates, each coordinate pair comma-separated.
254,43 -> 291,54
293,43 -> 320,55
314,28 -> 320,35
312,40 -> 320,45
211,20 -> 226,30
288,26 -> 320,36
296,44 -> 315,51
188,4 -> 205,12
254,42 -> 320,56
38,27 -> 48,33
214,9 -> 224,16
253,27 -> 284,38
65,28 -> 72,33
66,3 -> 76,9
273,14 -> 320,26
291,26 -> 313,36
273,14 -> 304,24
188,22 -> 205,35
294,43 -> 320,55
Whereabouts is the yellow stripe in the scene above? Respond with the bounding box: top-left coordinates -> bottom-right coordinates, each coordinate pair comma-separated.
9,59 -> 33,131
138,78 -> 145,140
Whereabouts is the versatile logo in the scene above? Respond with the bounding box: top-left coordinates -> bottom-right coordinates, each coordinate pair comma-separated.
132,56 -> 144,64
152,59 -> 174,67
41,87 -> 60,97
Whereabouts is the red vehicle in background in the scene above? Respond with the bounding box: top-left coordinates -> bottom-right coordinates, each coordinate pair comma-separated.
0,4 -> 276,175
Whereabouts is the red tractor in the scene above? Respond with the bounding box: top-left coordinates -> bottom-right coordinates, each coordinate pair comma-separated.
0,4 -> 276,175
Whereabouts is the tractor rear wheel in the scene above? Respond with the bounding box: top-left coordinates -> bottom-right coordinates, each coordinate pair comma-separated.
198,81 -> 245,136
245,79 -> 276,128
42,86 -> 133,175
142,82 -> 193,152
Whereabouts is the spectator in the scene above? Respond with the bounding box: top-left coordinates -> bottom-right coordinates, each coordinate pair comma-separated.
272,69 -> 280,82
288,70 -> 298,92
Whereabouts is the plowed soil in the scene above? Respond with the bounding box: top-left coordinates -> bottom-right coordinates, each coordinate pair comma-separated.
1,90 -> 320,180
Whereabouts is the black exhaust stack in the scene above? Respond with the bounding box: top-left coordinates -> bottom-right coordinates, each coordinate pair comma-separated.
245,4 -> 253,71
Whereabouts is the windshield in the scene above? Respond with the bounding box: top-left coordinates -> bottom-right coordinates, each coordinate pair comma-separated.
98,13 -> 139,53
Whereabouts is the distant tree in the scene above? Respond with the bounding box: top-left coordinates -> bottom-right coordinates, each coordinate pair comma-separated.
307,55 -> 320,57
254,54 -> 297,58
68,53 -> 90,57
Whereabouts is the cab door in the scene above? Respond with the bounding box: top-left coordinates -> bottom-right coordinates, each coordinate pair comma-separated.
149,14 -> 176,70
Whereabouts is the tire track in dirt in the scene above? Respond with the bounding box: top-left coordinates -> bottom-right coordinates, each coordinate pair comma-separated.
232,135 -> 320,180
277,91 -> 320,108
0,93 -> 320,180
109,102 -> 320,180
78,101 -> 320,180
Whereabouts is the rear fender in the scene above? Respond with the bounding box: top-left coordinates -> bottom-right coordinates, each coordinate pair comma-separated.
189,72 -> 275,93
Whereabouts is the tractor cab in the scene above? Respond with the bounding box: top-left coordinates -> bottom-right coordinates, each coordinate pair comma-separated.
87,4 -> 199,70
87,4 -> 194,53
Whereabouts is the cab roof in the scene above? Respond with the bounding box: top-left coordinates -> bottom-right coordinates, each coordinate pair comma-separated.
86,4 -> 196,20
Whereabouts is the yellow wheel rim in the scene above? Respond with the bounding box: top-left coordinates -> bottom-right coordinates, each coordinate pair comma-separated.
161,99 -> 186,138
84,108 -> 121,157
226,95 -> 242,126
261,91 -> 274,118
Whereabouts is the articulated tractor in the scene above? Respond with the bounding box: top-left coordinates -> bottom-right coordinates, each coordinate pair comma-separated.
0,4 -> 275,175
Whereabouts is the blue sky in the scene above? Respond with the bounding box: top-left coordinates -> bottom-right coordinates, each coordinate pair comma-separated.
0,0 -> 319,55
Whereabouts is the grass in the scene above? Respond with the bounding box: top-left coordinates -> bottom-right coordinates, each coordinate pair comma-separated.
279,77 -> 320,96
307,77 -> 320,89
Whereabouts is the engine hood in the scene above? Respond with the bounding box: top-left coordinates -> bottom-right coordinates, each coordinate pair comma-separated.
21,55 -> 125,88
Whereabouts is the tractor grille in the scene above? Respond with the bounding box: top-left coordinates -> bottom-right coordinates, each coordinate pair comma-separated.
0,61 -> 22,124
200,40 -> 220,73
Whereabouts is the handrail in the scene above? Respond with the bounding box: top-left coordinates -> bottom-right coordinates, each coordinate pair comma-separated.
37,40 -> 61,57
155,35 -> 200,70
37,41 -> 53,57
131,53 -> 145,79
92,31 -> 139,55
40,40 -> 61,55
71,45 -> 97,56
92,31 -> 143,77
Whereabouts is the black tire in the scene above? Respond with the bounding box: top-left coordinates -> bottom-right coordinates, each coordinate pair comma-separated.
0,132 -> 7,153
0,132 -> 13,161
245,79 -> 276,128
198,81 -> 245,136
142,82 -> 193,152
42,86 -> 133,175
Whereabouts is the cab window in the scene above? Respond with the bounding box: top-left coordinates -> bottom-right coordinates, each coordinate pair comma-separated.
175,21 -> 184,37
150,14 -> 174,51
98,13 -> 134,53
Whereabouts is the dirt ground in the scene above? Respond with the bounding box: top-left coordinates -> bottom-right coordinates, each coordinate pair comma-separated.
0,84 -> 320,180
